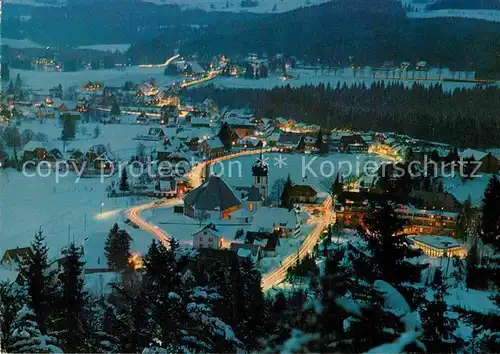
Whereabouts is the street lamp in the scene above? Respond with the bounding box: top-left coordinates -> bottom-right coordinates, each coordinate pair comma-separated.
101,202 -> 104,215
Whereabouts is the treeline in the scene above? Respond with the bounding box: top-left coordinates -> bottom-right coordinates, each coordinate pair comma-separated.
427,0 -> 500,10
184,82 -> 500,148
2,0 -> 261,47
174,0 -> 500,77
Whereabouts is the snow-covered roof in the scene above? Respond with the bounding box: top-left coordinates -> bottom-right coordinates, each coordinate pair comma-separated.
194,223 -> 225,239
226,116 -> 254,127
230,243 -> 260,260
203,137 -> 224,150
250,207 -> 298,233
22,140 -> 61,153
157,137 -> 186,154
460,148 -> 488,161
269,132 -> 280,142
184,175 -> 242,211
237,248 -> 252,258
409,235 -> 462,250
238,137 -> 264,147
191,117 -> 211,126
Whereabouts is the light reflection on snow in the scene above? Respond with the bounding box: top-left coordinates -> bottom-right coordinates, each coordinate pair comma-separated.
94,208 -> 122,220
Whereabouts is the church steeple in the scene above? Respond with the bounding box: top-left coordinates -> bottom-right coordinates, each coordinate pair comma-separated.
252,151 -> 269,177
252,151 -> 269,200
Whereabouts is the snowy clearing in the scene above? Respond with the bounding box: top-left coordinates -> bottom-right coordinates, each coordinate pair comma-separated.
211,152 -> 387,193
12,66 -> 486,93
77,44 -> 132,53
141,0 -> 330,13
408,9 -> 500,23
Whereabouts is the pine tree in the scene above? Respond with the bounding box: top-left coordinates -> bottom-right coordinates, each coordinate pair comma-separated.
143,239 -> 186,348
218,122 -> 233,150
281,174 -> 293,209
359,201 -> 427,285
23,229 -> 57,334
7,305 -> 61,353
104,223 -> 132,271
238,258 -> 266,349
315,129 -> 328,154
93,125 -> 100,139
431,267 -> 444,290
119,168 -> 129,192
0,297 -> 4,353
55,243 -> 87,352
466,243 -> 481,289
421,275 -> 461,353
0,281 -> 28,349
107,282 -> 154,353
14,74 -> 22,94
332,172 -> 344,201
481,174 -> 500,247
110,103 -> 121,116
457,196 -> 474,241
61,116 -> 76,141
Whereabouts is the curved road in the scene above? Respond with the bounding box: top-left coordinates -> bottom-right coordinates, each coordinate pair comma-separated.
125,148 -> 333,290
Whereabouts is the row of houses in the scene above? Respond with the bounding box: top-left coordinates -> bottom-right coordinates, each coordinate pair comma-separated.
22,140 -> 116,174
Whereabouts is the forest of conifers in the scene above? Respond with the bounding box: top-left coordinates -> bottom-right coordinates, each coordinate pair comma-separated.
184,82 -> 500,148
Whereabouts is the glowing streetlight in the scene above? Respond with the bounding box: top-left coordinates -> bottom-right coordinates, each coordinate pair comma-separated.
100,202 -> 104,215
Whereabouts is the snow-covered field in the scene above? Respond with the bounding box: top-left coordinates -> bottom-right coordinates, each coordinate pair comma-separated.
2,38 -> 131,52
11,66 -> 174,92
1,38 -> 45,49
211,152 -> 387,193
0,119 -> 175,267
17,118 -> 166,160
408,9 -> 500,22
3,0 -> 60,7
141,0 -> 330,13
207,68 -> 483,92
77,44 -> 132,53
0,168 -> 157,269
12,65 -> 485,93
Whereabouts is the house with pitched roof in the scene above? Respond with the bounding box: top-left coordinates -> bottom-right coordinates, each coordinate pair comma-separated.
184,175 -> 242,219
193,223 -> 225,249
199,137 -> 225,158
249,207 -> 301,238
1,247 -> 33,268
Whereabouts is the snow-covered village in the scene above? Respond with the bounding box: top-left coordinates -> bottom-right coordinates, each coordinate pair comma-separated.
1,0 -> 500,353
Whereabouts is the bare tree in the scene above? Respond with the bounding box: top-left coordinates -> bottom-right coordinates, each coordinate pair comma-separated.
20,129 -> 35,145
269,178 -> 286,205
136,143 -> 146,161
197,210 -> 210,228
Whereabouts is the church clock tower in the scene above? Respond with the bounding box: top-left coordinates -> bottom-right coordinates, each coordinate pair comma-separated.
252,152 -> 269,200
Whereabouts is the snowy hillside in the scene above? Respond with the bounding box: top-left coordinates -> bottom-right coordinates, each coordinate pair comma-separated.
141,0 -> 332,13
400,0 -> 500,22
407,8 -> 500,22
